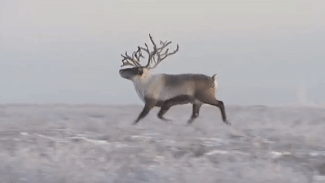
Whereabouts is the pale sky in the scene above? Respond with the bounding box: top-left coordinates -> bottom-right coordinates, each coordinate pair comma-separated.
1,0 -> 324,106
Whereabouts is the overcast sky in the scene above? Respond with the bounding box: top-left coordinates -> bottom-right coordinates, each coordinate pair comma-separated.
1,0 -> 324,106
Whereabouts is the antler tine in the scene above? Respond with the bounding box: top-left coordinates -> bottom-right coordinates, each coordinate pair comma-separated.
142,34 -> 160,67
160,44 -> 179,61
131,52 -> 136,59
121,53 -> 133,67
121,51 -> 141,67
136,46 -> 144,58
140,43 -> 150,54
134,46 -> 144,62
157,41 -> 172,53
146,39 -> 179,69
121,56 -> 136,67
149,34 -> 157,50
138,35 -> 158,68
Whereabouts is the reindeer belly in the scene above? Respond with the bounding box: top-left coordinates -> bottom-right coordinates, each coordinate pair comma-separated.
133,75 -> 197,104
155,84 -> 195,101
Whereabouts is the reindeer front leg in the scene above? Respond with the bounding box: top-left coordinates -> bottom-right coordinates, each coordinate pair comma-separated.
158,95 -> 192,122
188,102 -> 203,124
133,98 -> 157,125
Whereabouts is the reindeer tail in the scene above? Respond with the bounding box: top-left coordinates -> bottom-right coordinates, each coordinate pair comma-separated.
212,74 -> 219,96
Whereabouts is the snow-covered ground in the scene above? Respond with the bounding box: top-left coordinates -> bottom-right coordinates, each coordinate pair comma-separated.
0,104 -> 324,183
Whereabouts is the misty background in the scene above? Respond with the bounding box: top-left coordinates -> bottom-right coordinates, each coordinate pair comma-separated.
0,0 -> 324,106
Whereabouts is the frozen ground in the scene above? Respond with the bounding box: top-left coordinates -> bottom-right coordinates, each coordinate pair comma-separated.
0,104 -> 324,183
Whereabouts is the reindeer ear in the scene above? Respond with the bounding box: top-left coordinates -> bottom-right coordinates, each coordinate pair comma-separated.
138,67 -> 144,75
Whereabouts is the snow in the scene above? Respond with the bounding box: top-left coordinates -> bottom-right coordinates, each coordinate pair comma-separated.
0,104 -> 324,182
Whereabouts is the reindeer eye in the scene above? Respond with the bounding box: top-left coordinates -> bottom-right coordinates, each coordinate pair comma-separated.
138,68 -> 143,75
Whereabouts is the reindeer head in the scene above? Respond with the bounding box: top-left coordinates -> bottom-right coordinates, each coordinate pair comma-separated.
119,34 -> 179,80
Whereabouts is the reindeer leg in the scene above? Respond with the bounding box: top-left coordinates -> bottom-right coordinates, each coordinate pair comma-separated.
158,95 -> 192,122
157,105 -> 172,122
206,99 -> 230,125
187,102 -> 203,124
158,101 -> 176,122
133,98 -> 156,125
197,92 -> 230,125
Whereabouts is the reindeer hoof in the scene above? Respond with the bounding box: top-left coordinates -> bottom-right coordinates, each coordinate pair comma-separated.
187,119 -> 194,125
160,117 -> 172,122
224,120 -> 231,126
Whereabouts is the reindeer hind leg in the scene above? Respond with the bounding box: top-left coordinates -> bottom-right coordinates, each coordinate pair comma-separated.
196,91 -> 230,125
188,101 -> 203,124
158,95 -> 192,121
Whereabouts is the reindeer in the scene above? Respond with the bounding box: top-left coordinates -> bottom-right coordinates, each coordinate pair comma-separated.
119,34 -> 230,125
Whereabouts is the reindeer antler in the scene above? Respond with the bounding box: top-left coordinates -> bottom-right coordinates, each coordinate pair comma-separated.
120,34 -> 179,69
120,47 -> 143,67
